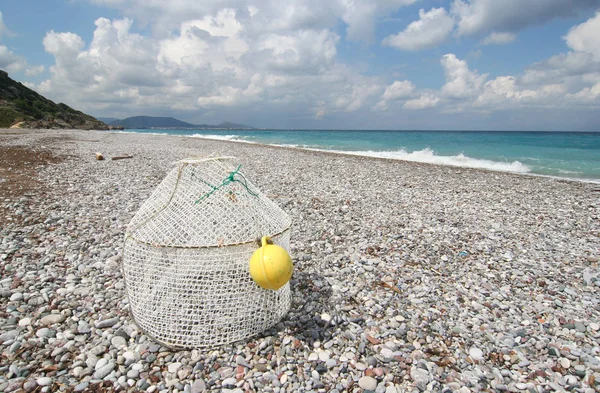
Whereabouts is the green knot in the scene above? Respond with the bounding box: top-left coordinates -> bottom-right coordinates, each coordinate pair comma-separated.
195,164 -> 258,204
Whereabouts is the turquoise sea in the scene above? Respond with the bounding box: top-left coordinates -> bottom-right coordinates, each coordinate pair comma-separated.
121,129 -> 600,183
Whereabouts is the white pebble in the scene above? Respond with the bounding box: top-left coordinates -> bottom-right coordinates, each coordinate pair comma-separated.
358,376 -> 377,391
36,377 -> 52,386
469,347 -> 483,361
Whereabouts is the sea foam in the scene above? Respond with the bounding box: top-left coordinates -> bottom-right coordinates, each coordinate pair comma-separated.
315,147 -> 531,174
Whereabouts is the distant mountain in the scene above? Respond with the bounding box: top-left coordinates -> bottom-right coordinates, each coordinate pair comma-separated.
109,116 -> 196,128
216,121 -> 252,129
0,70 -> 108,130
107,116 -> 254,129
97,117 -> 119,124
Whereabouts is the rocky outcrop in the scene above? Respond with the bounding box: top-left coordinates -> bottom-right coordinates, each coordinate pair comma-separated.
0,69 -> 108,130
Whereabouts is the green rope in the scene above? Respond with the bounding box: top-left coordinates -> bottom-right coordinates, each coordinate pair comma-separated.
195,164 -> 258,204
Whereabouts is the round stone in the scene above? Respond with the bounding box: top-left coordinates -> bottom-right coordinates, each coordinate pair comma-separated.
590,322 -> 599,331
18,318 -> 32,327
358,376 -> 377,391
40,314 -> 65,326
560,358 -> 571,369
168,362 -> 182,373
96,358 -> 108,370
469,347 -> 483,361
94,362 -> 115,379
10,292 -> 23,302
36,377 -> 52,386
111,336 -> 127,348
318,351 -> 330,362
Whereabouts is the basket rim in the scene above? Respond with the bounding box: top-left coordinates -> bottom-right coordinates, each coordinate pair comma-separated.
177,156 -> 236,164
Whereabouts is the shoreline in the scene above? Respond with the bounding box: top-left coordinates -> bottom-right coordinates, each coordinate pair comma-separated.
104,129 -> 600,185
1,129 -> 599,392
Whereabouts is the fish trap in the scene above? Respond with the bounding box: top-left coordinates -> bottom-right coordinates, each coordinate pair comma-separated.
122,157 -> 292,348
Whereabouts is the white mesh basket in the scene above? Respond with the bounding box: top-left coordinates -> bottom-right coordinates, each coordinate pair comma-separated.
122,157 -> 292,348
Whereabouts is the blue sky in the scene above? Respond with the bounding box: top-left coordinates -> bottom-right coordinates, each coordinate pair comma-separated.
1,0 -> 599,130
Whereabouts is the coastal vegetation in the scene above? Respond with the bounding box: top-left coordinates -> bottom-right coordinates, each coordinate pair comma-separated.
0,70 -> 107,130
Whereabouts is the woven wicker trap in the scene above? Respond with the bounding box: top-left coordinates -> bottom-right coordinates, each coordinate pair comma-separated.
122,157 -> 292,348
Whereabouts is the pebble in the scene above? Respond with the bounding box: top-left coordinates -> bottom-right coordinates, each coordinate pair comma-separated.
191,379 -> 207,393
18,317 -> 32,326
1,130 -> 599,393
469,347 -> 484,361
0,330 -> 19,342
74,382 -> 89,392
111,335 -> 127,348
358,376 -> 377,391
10,292 -> 23,302
36,377 -> 52,386
95,317 -> 119,328
93,362 -> 115,379
222,378 -> 237,387
40,313 -> 66,325
560,358 -> 571,369
380,348 -> 394,359
22,379 -> 37,392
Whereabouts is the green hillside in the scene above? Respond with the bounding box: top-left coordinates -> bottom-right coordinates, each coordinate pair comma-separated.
0,70 -> 107,130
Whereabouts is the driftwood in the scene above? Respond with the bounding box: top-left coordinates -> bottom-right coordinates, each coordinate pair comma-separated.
111,155 -> 134,161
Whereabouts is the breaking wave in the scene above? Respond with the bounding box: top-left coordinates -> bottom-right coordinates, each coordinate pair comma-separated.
316,148 -> 531,174
189,134 -> 245,141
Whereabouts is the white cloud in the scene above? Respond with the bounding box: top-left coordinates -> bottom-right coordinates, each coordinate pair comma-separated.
89,0 -> 417,43
441,54 -> 488,98
0,12 -> 46,76
35,10 -> 382,121
25,65 -> 45,76
452,0 -> 600,37
382,80 -> 415,100
481,32 -> 516,45
404,94 -> 440,109
0,12 -> 27,72
374,80 -> 416,110
564,11 -> 600,59
43,31 -> 85,60
520,13 -> 600,88
382,8 -> 454,51
339,0 -> 417,42
0,45 -> 26,72
567,82 -> 600,104
256,29 -> 339,73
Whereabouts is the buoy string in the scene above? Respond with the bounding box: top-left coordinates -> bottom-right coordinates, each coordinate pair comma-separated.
195,164 -> 258,204
259,237 -> 277,290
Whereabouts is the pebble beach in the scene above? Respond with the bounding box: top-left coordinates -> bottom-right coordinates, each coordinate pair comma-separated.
1,129 -> 599,393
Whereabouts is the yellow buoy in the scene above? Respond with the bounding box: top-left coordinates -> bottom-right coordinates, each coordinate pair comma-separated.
249,236 -> 293,290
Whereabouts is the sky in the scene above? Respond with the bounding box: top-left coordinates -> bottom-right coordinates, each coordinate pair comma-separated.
0,0 -> 599,131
